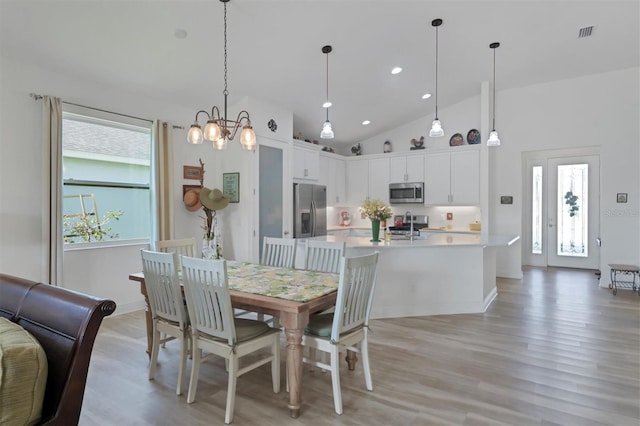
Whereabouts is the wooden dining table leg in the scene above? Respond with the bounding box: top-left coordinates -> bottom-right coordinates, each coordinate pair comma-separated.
138,280 -> 153,357
280,311 -> 309,418
346,350 -> 358,371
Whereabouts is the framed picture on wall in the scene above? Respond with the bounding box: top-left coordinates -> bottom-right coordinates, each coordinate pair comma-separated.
223,172 -> 240,203
183,165 -> 203,180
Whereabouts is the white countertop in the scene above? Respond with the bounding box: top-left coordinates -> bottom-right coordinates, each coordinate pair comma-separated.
315,233 -> 520,248
327,225 -> 481,234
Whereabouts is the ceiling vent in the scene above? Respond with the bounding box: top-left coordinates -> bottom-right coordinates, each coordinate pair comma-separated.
578,26 -> 595,38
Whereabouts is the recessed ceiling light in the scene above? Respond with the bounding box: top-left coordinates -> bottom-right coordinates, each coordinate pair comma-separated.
322,101 -> 332,108
391,67 -> 402,75
362,120 -> 371,125
174,29 -> 188,39
422,93 -> 432,99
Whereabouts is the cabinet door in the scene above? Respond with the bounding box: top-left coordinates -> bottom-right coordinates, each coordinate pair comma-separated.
451,149 -> 479,204
293,146 -> 319,180
323,156 -> 346,205
331,157 -> 346,204
346,159 -> 369,204
368,158 -> 390,203
389,157 -> 408,182
424,152 -> 451,205
406,155 -> 424,182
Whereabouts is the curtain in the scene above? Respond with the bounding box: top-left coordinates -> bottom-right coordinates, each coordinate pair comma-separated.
151,120 -> 174,244
42,96 -> 63,285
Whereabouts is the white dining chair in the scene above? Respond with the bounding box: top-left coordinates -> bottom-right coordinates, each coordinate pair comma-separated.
252,236 -> 297,327
301,252 -> 379,415
155,238 -> 197,258
180,256 -> 281,425
304,240 -> 345,274
140,249 -> 190,396
261,236 -> 296,268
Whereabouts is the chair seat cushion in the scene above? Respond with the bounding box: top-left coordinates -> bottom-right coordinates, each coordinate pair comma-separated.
0,317 -> 48,426
234,318 -> 274,342
305,313 -> 334,337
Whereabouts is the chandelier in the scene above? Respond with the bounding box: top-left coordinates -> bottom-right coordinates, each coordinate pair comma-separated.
187,0 -> 256,150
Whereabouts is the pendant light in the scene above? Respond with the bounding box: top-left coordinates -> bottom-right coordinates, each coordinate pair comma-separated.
320,45 -> 334,139
187,0 -> 257,150
429,18 -> 444,138
487,42 -> 501,146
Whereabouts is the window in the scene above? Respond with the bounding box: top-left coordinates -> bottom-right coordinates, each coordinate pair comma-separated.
62,108 -> 151,244
531,165 -> 542,254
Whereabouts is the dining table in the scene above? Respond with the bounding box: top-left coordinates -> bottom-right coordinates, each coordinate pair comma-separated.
129,260 -> 356,418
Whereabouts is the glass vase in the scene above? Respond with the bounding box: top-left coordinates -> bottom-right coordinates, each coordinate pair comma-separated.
371,219 -> 381,242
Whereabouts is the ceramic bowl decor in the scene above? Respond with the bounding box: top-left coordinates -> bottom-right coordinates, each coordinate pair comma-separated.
467,129 -> 481,144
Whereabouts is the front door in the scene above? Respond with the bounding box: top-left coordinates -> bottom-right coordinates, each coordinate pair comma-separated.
547,155 -> 600,269
526,152 -> 600,270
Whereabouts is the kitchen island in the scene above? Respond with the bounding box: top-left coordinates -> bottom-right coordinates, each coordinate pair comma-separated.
309,233 -> 519,319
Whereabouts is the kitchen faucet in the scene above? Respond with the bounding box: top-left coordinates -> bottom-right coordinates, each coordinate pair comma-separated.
405,211 -> 414,241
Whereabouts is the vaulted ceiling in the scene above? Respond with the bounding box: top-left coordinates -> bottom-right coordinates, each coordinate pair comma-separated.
1,1 -> 638,147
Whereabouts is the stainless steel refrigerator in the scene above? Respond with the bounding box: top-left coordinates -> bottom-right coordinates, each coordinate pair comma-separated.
293,183 -> 327,238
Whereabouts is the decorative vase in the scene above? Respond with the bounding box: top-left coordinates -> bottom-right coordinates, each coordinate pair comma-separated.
371,219 -> 381,242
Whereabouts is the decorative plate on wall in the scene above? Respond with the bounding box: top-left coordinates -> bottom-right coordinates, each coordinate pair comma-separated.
449,133 -> 464,146
467,129 -> 480,144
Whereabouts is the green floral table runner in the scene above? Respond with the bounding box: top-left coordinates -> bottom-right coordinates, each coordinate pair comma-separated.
227,261 -> 338,302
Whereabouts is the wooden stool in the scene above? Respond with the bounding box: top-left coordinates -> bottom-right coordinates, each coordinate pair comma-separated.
608,264 -> 640,295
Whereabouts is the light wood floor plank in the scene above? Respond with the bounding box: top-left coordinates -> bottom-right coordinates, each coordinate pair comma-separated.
80,267 -> 640,425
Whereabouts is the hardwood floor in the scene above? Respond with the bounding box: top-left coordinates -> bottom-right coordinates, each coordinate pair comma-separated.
80,267 -> 640,425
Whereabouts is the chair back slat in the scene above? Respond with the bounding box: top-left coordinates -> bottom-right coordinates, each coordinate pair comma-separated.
180,256 -> 235,345
140,250 -> 188,328
332,252 -> 379,340
261,237 -> 296,268
305,240 -> 345,273
155,238 -> 197,258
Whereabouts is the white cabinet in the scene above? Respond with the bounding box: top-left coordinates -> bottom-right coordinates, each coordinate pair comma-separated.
293,145 -> 319,180
320,154 -> 346,205
368,158 -> 390,203
425,148 -> 479,205
346,159 -> 368,205
346,157 -> 390,205
389,154 -> 424,183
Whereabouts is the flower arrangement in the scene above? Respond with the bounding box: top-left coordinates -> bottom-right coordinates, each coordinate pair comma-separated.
359,198 -> 392,222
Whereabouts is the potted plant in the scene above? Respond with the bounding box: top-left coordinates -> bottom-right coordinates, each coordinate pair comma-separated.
359,198 -> 392,242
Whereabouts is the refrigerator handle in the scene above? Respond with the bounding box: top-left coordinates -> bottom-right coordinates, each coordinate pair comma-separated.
311,200 -> 316,237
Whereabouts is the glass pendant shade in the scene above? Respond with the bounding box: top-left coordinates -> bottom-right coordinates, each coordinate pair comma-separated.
187,124 -> 204,144
429,119 -> 444,137
213,137 -> 228,150
204,120 -> 221,141
487,130 -> 501,146
240,125 -> 257,150
320,120 -> 334,139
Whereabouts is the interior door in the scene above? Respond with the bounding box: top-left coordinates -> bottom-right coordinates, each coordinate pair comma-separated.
256,139 -> 289,262
547,155 -> 600,269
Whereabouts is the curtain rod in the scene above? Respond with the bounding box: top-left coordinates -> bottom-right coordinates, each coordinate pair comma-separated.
29,92 -> 185,129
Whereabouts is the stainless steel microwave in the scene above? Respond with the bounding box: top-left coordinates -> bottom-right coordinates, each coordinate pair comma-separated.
389,182 -> 424,204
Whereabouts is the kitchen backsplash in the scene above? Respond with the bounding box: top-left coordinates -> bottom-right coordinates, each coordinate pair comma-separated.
327,205 -> 481,229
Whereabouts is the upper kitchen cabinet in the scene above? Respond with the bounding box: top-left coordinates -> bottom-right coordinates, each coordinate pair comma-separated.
425,147 -> 479,205
293,141 -> 320,181
319,152 -> 346,205
346,156 -> 390,205
346,158 -> 368,205
368,157 -> 390,203
389,154 -> 424,183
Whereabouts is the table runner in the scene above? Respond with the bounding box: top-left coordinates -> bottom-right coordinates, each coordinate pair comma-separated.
227,261 -> 338,302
